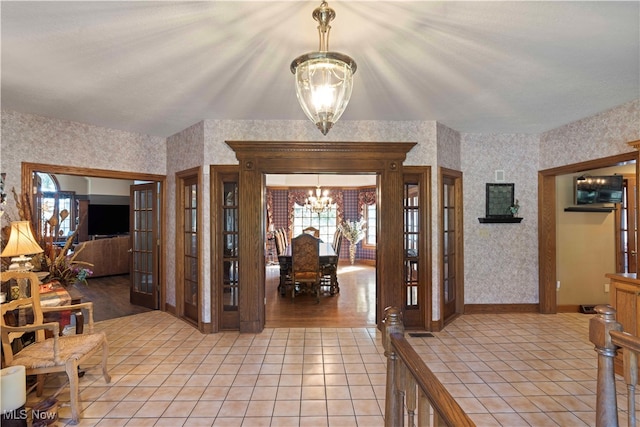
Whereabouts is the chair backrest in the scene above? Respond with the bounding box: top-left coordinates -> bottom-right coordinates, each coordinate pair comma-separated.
274,228 -> 288,256
332,229 -> 343,256
303,226 -> 320,238
280,228 -> 289,247
292,233 -> 320,277
0,271 -> 46,364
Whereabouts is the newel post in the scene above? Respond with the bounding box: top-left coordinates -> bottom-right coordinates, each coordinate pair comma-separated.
383,306 -> 404,427
589,305 -> 623,427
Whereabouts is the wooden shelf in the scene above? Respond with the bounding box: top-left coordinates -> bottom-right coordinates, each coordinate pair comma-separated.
564,206 -> 615,213
478,217 -> 523,224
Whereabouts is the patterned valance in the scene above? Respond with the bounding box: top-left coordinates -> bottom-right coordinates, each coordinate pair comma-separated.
358,189 -> 376,218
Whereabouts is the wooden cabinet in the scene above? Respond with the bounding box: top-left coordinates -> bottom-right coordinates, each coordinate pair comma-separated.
606,273 -> 640,336
606,273 -> 640,376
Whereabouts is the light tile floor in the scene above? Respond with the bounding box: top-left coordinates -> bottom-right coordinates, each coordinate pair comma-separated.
30,311 -> 638,426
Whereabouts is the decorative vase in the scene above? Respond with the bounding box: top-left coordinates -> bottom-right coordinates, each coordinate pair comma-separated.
349,242 -> 357,265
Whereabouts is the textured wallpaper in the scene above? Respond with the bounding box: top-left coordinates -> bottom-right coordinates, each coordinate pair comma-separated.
0,110 -> 166,219
540,99 -> 640,169
461,133 -> 540,304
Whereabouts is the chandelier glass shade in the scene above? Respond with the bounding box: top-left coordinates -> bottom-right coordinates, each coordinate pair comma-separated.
305,185 -> 335,215
291,1 -> 357,135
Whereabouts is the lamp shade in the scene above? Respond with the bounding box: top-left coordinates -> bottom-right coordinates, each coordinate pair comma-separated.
1,221 -> 43,258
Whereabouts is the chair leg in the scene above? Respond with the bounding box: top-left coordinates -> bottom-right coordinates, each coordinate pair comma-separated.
65,359 -> 81,424
36,374 -> 45,396
101,339 -> 111,384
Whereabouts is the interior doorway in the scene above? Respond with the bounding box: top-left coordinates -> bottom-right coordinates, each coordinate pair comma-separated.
264,173 -> 377,328
538,152 -> 638,313
21,162 -> 166,314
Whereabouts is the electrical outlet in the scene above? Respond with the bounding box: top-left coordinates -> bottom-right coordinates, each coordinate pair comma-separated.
604,283 -> 610,293
556,280 -> 560,290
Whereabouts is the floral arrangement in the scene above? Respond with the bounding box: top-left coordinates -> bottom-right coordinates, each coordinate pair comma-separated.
339,218 -> 367,265
43,212 -> 94,286
339,218 -> 367,244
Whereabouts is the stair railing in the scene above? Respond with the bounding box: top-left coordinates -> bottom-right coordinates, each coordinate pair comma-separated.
589,305 -> 639,427
382,306 -> 475,427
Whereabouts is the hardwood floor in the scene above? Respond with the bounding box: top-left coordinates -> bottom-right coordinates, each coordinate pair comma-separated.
70,274 -> 152,322
265,262 -> 377,328
74,264 -> 377,327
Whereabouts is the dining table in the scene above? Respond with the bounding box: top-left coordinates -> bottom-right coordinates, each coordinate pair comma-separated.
278,241 -> 339,296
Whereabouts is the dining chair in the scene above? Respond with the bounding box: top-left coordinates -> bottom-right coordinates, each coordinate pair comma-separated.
291,233 -> 321,303
0,270 -> 111,424
302,226 -> 320,238
320,229 -> 342,295
332,228 -> 343,255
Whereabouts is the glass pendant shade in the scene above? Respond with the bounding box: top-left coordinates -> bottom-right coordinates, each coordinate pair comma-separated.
291,1 -> 356,136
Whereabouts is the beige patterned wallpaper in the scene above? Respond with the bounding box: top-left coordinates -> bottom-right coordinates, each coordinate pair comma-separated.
2,98 -> 639,323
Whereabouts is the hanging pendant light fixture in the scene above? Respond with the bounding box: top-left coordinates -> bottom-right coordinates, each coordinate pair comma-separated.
305,176 -> 335,214
291,1 -> 357,135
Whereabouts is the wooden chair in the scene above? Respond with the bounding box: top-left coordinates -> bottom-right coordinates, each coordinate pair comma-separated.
321,229 -> 342,295
0,271 -> 111,424
332,228 -> 343,256
302,226 -> 320,238
291,233 -> 321,303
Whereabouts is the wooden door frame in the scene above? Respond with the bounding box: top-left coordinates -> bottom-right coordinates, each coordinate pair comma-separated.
226,141 -> 416,333
538,151 -> 638,313
20,162 -> 167,312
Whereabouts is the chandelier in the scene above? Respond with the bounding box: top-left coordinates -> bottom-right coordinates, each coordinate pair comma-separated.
291,1 -> 357,136
305,178 -> 335,214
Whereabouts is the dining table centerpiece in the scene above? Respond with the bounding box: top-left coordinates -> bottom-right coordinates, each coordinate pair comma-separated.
339,218 -> 367,265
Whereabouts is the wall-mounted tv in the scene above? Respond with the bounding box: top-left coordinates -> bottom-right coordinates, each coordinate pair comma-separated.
575,175 -> 623,205
87,204 -> 130,236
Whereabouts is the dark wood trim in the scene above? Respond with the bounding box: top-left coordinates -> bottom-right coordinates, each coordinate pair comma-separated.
538,173 -> 557,314
557,304 -> 582,313
226,141 -> 417,332
430,319 -> 444,332
538,150 -> 638,314
164,303 -> 176,315
464,303 -> 539,314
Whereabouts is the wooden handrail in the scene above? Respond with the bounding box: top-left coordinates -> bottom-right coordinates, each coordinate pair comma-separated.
383,307 -> 475,427
590,305 -> 639,427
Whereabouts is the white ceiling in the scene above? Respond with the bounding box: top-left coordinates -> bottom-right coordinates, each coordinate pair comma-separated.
2,1 -> 638,138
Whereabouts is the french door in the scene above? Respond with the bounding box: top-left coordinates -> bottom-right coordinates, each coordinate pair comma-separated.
402,167 -> 430,328
129,183 -> 160,309
441,168 -> 464,325
212,167 -> 240,330
616,176 -> 637,273
177,171 -> 200,324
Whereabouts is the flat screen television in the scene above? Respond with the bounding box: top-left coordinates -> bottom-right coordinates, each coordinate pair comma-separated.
575,175 -> 623,205
87,204 -> 130,236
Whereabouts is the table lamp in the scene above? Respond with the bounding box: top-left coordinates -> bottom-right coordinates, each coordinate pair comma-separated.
1,221 -> 44,298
